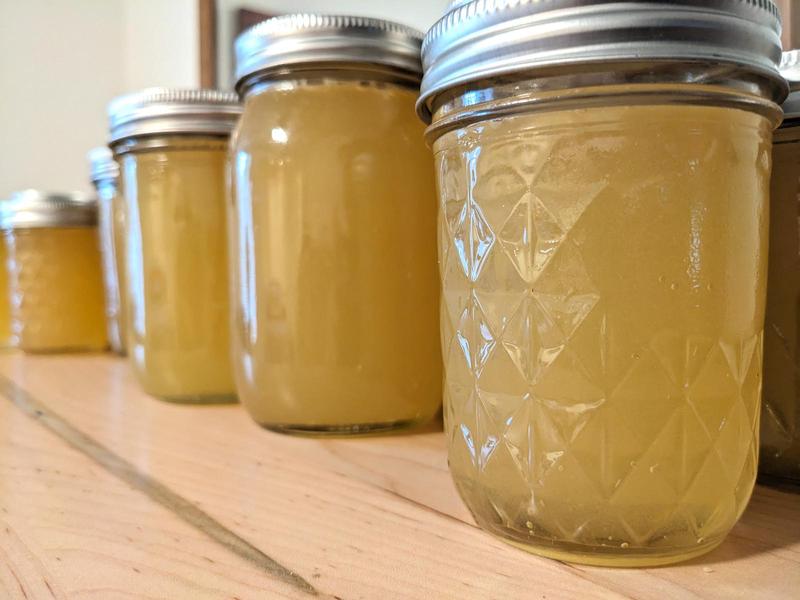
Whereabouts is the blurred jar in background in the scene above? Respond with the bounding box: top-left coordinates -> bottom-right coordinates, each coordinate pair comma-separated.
108,89 -> 241,404
88,147 -> 127,355
418,0 -> 784,566
231,15 -> 441,434
1,191 -> 106,352
762,50 -> 800,488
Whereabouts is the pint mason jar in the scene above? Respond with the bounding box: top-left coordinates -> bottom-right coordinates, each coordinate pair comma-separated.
762,51 -> 800,487
109,89 -> 241,403
88,147 -> 127,355
231,15 -> 441,434
418,0 -> 786,566
1,191 -> 107,352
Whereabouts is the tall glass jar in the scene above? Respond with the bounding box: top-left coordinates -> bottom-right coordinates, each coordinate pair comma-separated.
108,89 -> 241,403
418,0 -> 786,566
231,15 -> 441,434
1,191 -> 107,353
762,51 -> 800,488
88,147 -> 127,355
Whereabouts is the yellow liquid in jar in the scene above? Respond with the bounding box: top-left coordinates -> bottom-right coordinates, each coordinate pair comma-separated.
230,79 -> 441,433
435,103 -> 771,565
5,227 -> 107,352
120,136 -> 235,403
0,240 -> 13,347
96,178 -> 127,355
761,129 -> 800,485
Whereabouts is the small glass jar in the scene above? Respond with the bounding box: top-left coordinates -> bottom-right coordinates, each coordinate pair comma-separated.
1,191 -> 107,352
108,89 -> 241,403
231,15 -> 441,434
761,51 -> 800,488
88,147 -> 127,355
418,0 -> 786,566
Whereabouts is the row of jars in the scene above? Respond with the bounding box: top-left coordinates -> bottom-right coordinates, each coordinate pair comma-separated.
3,2 -> 799,568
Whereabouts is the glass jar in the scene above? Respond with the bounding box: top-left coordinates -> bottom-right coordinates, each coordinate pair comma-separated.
418,0 -> 786,566
231,15 -> 441,434
108,89 -> 241,403
761,51 -> 800,488
1,191 -> 107,352
89,147 -> 127,355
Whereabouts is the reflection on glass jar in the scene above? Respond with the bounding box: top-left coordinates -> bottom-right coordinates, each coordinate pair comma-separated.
761,51 -> 800,488
109,89 -> 241,403
231,15 -> 441,434
1,191 -> 106,353
418,0 -> 786,566
89,146 -> 127,355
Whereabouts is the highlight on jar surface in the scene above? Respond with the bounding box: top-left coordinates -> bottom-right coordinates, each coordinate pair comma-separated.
88,146 -> 127,356
231,14 -> 441,434
0,191 -> 107,353
417,0 -> 786,566
762,50 -> 800,489
108,88 -> 241,404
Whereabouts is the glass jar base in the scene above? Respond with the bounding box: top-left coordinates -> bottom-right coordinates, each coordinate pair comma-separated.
258,416 -> 427,438
481,520 -> 726,567
154,393 -> 238,405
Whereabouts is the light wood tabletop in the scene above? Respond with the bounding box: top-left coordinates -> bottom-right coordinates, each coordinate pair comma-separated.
0,353 -> 797,599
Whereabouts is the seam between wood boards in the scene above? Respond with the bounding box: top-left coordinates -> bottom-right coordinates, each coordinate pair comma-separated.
0,372 -> 321,598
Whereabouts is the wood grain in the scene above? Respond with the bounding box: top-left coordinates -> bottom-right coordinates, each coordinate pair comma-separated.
0,353 -> 797,599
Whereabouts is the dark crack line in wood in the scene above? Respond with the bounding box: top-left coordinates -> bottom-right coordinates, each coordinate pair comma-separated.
0,373 -> 319,597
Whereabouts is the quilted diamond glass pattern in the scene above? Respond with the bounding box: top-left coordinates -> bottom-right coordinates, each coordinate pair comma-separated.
434,104 -> 772,565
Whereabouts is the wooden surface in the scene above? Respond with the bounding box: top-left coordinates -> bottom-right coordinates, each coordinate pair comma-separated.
0,354 -> 797,599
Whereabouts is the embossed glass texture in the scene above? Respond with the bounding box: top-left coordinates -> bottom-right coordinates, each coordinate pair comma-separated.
761,125 -> 800,486
118,136 -> 235,403
230,78 -> 441,434
435,100 -> 772,565
4,227 -> 107,352
0,238 -> 13,348
94,177 -> 128,355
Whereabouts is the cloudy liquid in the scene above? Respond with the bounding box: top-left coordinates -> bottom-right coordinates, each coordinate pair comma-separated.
435,103 -> 771,565
230,79 -> 441,433
120,137 -> 235,403
5,227 -> 107,352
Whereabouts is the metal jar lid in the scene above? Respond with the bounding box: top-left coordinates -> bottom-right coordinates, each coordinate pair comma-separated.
108,88 -> 242,144
781,50 -> 800,122
0,190 -> 97,229
87,147 -> 119,183
418,0 -> 786,120
234,14 -> 424,92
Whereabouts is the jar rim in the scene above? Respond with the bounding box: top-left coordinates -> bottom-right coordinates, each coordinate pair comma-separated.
0,190 -> 97,230
234,13 -> 423,94
108,88 -> 242,144
418,0 -> 787,122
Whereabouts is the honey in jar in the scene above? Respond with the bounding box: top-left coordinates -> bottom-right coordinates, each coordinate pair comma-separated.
109,89 -> 241,403
1,191 -> 107,352
89,146 -> 127,355
230,15 -> 441,433
418,0 -> 786,566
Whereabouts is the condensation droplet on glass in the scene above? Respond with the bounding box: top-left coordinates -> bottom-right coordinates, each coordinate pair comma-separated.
557,465 -> 564,472
620,542 -> 629,549
697,537 -> 705,544
670,282 -> 678,291
525,520 -> 533,529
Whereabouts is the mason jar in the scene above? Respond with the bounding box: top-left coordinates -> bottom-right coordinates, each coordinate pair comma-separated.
762,50 -> 800,488
418,0 -> 786,566
231,15 -> 441,434
88,147 -> 127,355
1,191 -> 106,352
108,89 -> 241,403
